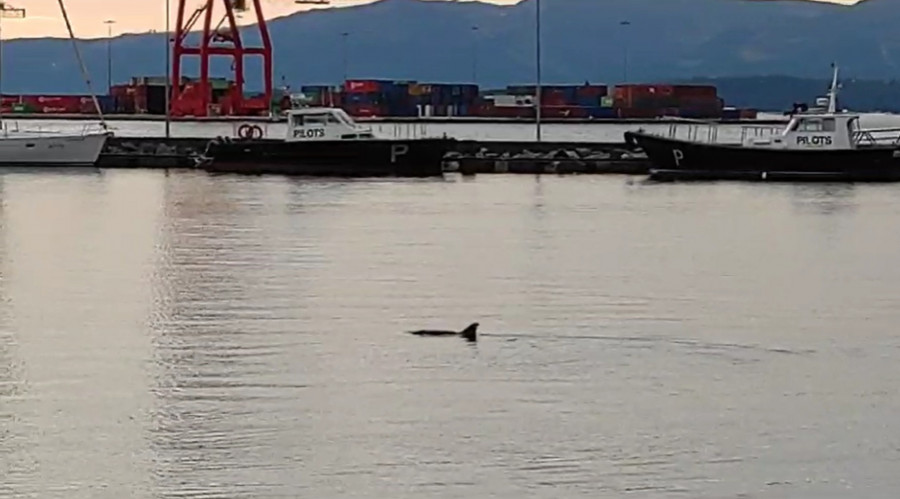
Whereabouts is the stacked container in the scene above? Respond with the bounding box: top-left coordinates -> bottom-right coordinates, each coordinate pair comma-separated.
343,79 -> 389,117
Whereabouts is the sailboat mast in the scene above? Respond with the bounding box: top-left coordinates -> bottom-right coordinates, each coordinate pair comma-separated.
56,0 -> 108,130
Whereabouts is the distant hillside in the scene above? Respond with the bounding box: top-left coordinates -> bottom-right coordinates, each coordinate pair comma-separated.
2,0 -> 900,111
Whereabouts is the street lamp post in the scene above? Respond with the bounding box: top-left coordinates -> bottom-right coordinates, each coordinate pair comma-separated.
620,20 -> 631,83
535,0 -> 542,142
104,20 -> 115,94
165,0 -> 171,138
471,25 -> 478,84
341,32 -> 349,82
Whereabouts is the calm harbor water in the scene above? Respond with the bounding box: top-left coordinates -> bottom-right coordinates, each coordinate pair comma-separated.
2,169 -> 900,498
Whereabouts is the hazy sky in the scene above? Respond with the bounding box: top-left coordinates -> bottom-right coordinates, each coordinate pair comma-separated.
0,0 -> 861,40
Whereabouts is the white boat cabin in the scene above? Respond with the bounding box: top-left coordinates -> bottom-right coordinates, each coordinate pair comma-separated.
285,107 -> 375,141
742,113 -> 861,150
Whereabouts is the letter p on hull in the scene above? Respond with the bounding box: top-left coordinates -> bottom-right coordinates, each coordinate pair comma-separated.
391,144 -> 410,164
672,149 -> 684,166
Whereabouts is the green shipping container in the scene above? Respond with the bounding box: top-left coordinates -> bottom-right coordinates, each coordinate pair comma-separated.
600,96 -> 614,108
12,103 -> 33,113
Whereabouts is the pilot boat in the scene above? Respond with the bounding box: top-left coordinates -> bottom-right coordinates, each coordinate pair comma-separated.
196,107 -> 455,177
624,66 -> 900,182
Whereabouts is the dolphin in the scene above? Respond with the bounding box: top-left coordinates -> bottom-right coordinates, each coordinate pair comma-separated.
408,322 -> 478,342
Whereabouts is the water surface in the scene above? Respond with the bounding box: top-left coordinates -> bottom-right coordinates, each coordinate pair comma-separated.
2,170 -> 899,498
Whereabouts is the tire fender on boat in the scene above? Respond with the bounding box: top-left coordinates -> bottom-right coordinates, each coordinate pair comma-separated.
237,124 -> 264,140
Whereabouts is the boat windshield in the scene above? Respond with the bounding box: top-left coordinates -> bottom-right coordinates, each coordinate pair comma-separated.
784,116 -> 837,134
292,112 -> 342,127
331,110 -> 358,127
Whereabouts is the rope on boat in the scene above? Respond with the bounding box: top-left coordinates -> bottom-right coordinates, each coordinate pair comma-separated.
56,0 -> 108,131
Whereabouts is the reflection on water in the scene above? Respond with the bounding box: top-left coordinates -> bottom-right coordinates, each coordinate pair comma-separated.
2,171 -> 900,498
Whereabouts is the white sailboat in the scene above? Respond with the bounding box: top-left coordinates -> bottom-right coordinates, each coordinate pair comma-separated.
0,0 -> 110,166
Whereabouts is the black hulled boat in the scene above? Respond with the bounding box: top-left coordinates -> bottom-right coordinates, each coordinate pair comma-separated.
196,107 -> 455,177
625,66 -> 900,182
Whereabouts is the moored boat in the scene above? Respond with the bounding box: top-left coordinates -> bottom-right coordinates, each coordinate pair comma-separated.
625,66 -> 900,182
0,2 -> 111,167
195,107 -> 455,177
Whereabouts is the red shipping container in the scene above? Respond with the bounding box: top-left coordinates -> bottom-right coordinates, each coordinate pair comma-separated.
654,85 -> 675,96
79,100 -> 96,114
21,95 -> 81,114
542,93 -> 569,107
673,85 -> 717,98
22,95 -> 82,107
345,104 -> 383,117
344,80 -> 382,94
110,85 -> 130,97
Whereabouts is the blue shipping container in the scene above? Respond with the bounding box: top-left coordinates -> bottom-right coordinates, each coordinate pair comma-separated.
98,95 -> 116,114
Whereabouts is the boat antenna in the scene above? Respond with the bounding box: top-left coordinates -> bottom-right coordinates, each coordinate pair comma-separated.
827,62 -> 839,114
55,0 -> 108,131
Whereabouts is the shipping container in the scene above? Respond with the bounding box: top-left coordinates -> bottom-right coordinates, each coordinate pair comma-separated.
20,95 -> 82,114
115,94 -> 135,114
575,85 -> 608,98
344,80 -> 389,93
587,106 -> 618,119
476,103 -> 534,118
673,84 -> 717,98
344,104 -> 383,117
542,92 -> 570,107
408,83 -> 430,96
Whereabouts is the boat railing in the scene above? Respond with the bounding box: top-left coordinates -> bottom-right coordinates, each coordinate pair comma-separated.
852,127 -> 900,146
0,120 -> 110,136
376,123 -> 431,140
664,121 -> 783,145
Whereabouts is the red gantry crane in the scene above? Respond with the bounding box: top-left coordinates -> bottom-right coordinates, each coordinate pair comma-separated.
171,0 -> 329,118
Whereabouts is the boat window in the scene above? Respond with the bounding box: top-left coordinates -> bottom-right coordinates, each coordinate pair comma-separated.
291,114 -> 304,127
822,118 -> 836,132
799,118 -> 823,132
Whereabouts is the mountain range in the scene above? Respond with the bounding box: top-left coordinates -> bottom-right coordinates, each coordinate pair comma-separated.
1,0 -> 899,110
